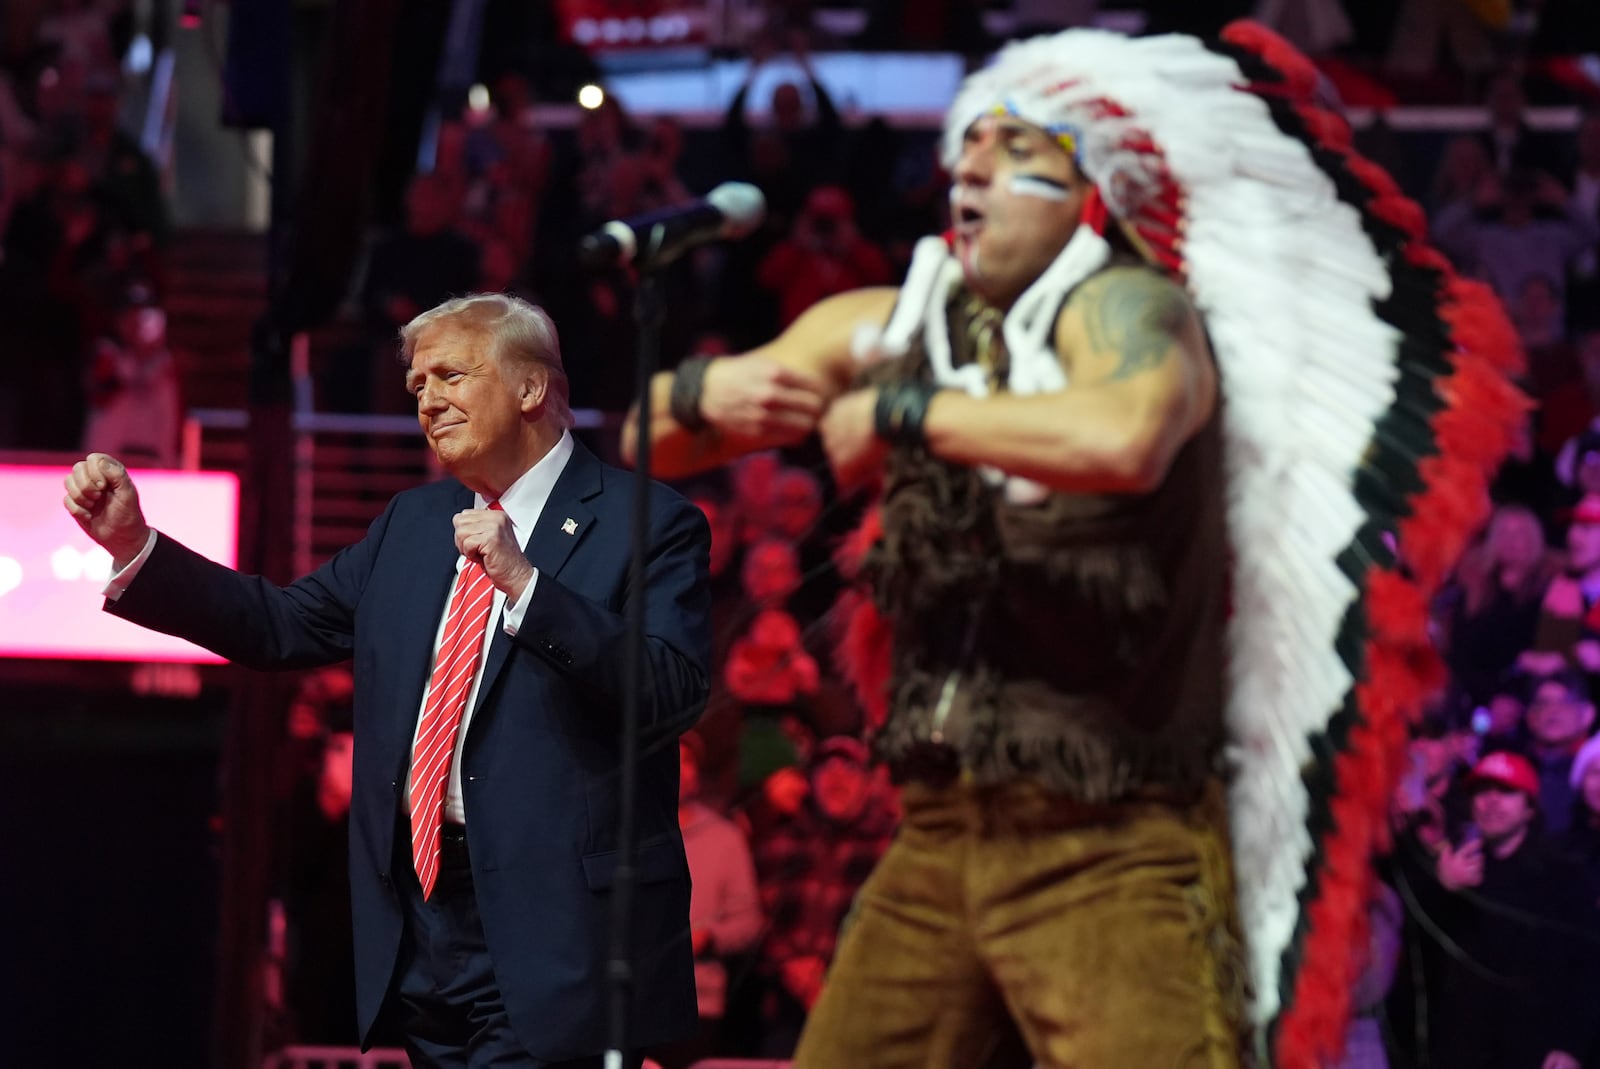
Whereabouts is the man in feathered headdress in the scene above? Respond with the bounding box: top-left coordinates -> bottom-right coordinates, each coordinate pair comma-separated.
626,22 -> 1524,1069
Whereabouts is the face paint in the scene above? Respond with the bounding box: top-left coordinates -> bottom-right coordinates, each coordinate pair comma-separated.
1008,174 -> 1071,201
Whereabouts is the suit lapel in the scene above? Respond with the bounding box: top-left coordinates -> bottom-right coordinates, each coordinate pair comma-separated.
473,442 -> 604,714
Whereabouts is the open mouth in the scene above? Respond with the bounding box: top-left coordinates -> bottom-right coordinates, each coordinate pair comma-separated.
954,204 -> 984,238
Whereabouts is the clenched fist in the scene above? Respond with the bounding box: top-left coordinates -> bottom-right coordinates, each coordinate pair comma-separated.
454,506 -> 534,602
701,355 -> 829,442
62,453 -> 152,569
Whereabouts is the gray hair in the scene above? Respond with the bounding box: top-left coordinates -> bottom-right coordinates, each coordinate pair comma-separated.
399,293 -> 574,430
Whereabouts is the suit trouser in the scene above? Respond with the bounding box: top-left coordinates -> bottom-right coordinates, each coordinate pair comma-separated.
392,824 -> 637,1069
792,777 -> 1250,1069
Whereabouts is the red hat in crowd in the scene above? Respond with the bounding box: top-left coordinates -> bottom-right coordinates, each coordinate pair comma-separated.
1570,493 -> 1600,526
1467,751 -> 1540,799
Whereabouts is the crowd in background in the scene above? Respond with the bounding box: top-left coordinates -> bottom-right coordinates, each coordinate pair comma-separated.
0,0 -> 171,460
11,1 -> 1600,1066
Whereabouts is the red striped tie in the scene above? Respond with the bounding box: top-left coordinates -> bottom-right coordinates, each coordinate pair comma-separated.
410,503 -> 501,899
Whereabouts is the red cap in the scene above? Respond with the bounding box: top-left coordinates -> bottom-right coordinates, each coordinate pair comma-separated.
1571,494 -> 1600,526
1467,751 -> 1540,798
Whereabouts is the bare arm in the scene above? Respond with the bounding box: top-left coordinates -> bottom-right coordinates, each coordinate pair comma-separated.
621,286 -> 897,477
919,266 -> 1214,494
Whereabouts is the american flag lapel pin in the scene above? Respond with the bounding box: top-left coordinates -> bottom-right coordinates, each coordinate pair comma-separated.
562,517 -> 578,536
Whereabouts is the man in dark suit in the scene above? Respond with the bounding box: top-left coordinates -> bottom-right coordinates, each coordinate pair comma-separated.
63,293 -> 712,1068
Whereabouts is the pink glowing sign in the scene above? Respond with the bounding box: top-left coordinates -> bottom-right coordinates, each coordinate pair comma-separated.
0,465 -> 238,662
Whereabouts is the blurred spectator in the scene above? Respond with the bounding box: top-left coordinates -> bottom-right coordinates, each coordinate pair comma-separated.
1419,751 -> 1594,1069
1564,733 -> 1600,905
0,66 -> 38,238
1536,329 -> 1600,465
343,172 -> 480,411
575,92 -> 641,223
1433,167 -> 1599,325
844,118 -> 945,272
723,596 -> 820,799
725,608 -> 819,709
1494,413 -> 1566,538
740,537 -> 803,612
758,185 -> 891,329
1386,0 -> 1501,78
730,452 -> 783,539
1512,273 -> 1572,381
1427,133 -> 1495,218
688,487 -> 747,674
78,70 -> 166,247
652,734 -> 763,1069
477,235 -> 537,302
1253,0 -> 1353,55
1527,494 -> 1600,679
1554,426 -> 1600,506
722,43 -> 842,227
363,172 -> 480,329
1331,882 -> 1402,1069
636,116 -> 694,214
1436,503 -> 1559,706
857,0 -> 991,53
765,467 -> 823,544
1475,73 -> 1568,179
762,0 -> 817,44
1522,668 -> 1595,836
750,465 -> 846,628
464,71 -> 549,189
752,736 -> 896,1057
1474,684 -> 1530,756
36,0 -> 116,74
1564,111 -> 1600,324
458,95 -> 549,269
1393,714 -> 1476,851
0,151 -> 95,450
81,280 -> 179,468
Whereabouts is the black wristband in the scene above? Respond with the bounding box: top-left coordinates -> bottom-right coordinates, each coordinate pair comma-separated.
873,381 -> 939,446
669,355 -> 714,432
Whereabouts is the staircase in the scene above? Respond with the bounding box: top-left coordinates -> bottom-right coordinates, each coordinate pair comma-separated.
166,228 -> 269,412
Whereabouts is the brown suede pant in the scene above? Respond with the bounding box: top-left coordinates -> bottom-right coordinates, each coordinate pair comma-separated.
793,777 -> 1250,1069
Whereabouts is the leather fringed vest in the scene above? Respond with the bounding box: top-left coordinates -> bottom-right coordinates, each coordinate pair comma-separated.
859,284 -> 1228,802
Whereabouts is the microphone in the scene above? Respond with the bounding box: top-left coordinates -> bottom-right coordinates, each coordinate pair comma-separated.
579,182 -> 766,271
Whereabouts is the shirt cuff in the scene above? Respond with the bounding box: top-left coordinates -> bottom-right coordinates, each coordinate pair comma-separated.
501,568 -> 540,636
103,530 -> 159,601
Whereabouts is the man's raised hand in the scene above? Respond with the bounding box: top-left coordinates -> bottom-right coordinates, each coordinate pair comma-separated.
700,356 -> 829,443
454,507 -> 534,603
62,453 -> 152,569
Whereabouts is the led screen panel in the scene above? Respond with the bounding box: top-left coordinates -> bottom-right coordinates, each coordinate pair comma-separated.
0,465 -> 238,662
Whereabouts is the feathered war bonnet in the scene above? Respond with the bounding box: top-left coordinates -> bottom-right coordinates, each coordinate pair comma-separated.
843,21 -> 1527,1068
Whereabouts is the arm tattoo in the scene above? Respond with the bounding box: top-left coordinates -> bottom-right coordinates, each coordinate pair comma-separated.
1079,271 -> 1189,382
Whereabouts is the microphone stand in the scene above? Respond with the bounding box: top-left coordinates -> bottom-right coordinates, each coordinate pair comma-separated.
606,264 -> 665,1069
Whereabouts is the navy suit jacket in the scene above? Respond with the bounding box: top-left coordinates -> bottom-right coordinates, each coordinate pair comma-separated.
109,441 -> 711,1060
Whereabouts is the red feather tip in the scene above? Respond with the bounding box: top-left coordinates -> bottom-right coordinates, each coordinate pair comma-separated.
1364,568 -> 1430,648
1221,20 -> 1323,100
1367,194 -> 1427,241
